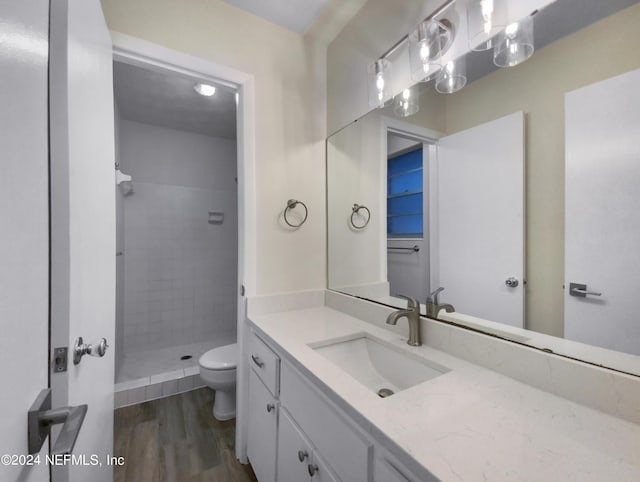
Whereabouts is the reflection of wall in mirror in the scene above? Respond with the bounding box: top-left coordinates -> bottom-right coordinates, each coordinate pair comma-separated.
328,2 -> 640,338
327,111 -> 388,297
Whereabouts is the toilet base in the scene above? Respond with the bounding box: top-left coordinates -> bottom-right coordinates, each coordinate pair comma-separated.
213,389 -> 236,421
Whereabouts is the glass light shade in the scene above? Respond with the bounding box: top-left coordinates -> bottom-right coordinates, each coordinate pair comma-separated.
435,57 -> 467,94
467,0 -> 507,51
367,59 -> 393,109
493,15 -> 534,67
408,20 -> 447,82
394,88 -> 419,117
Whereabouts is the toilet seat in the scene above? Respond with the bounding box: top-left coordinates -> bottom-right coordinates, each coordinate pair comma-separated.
199,343 -> 237,370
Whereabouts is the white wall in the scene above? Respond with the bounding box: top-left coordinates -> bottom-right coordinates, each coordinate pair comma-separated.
101,0 -> 327,295
119,120 -> 237,354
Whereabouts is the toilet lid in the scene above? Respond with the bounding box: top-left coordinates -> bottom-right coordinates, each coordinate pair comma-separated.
199,343 -> 237,370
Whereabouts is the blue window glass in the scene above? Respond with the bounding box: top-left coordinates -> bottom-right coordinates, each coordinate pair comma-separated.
388,147 -> 423,237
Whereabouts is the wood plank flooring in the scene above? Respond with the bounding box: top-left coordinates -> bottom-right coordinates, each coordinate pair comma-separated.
114,388 -> 258,482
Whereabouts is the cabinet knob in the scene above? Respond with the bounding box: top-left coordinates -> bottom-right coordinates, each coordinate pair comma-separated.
266,403 -> 275,413
297,450 -> 308,463
308,464 -> 319,477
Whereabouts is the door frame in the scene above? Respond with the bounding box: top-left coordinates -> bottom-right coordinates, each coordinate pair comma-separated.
382,117 -> 440,295
110,32 -> 256,462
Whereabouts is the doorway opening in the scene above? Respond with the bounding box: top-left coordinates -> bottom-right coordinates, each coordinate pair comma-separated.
112,60 -> 239,404
386,130 -> 432,303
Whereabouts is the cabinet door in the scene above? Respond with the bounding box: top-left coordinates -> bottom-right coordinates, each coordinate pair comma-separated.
248,369 -> 278,482
277,409 -> 314,482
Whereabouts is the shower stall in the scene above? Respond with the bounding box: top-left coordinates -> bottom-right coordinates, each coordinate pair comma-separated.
113,61 -> 238,406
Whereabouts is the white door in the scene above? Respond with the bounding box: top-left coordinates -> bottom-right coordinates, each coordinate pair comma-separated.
0,0 -> 50,480
565,69 -> 640,355
49,0 -> 115,480
434,112 -> 525,327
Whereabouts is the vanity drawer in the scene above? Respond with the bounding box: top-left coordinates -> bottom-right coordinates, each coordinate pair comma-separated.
280,361 -> 371,482
248,331 -> 280,397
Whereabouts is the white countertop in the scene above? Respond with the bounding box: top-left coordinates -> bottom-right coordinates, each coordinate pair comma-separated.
249,306 -> 640,482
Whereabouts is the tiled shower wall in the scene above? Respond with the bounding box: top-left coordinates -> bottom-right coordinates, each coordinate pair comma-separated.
118,120 -> 237,354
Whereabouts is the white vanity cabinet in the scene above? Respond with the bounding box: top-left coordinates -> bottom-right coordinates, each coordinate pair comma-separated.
247,329 -> 424,482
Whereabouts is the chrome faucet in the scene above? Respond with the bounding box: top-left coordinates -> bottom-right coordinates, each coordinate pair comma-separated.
426,287 -> 455,319
386,294 -> 422,346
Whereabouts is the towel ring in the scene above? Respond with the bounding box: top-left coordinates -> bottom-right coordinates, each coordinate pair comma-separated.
350,204 -> 371,229
284,199 -> 308,228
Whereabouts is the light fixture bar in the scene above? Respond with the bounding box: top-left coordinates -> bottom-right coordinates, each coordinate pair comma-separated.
377,0 -> 456,61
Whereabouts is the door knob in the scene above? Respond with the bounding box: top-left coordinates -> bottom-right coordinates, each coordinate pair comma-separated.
73,337 -> 108,365
298,450 -> 309,462
266,403 -> 275,413
505,277 -> 519,288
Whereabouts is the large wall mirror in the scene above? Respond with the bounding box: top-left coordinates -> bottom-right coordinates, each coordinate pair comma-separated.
327,0 -> 640,375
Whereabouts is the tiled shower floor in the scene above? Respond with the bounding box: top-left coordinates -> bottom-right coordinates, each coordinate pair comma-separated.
114,335 -> 236,408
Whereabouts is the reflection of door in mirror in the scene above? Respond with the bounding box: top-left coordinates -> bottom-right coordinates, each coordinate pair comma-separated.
436,112 -> 525,327
565,68 -> 640,355
387,134 -> 428,302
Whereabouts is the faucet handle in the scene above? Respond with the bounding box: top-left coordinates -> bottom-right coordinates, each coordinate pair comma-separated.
427,287 -> 445,304
394,294 -> 419,310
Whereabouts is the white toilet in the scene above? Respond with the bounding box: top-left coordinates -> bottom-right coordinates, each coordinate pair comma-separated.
198,343 -> 237,421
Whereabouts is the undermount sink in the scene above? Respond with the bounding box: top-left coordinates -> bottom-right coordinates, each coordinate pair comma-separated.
310,334 -> 450,397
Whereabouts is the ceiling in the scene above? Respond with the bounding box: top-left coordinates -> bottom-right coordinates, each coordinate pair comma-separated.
221,0 -> 331,33
113,62 -> 237,139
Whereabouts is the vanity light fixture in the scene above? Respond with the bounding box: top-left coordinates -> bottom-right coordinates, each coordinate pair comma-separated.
467,0 -> 507,51
408,19 -> 449,82
366,0 -> 537,107
394,87 -> 419,117
367,59 -> 393,108
493,14 -> 535,68
194,82 -> 216,97
435,57 -> 467,94
367,0 -> 456,110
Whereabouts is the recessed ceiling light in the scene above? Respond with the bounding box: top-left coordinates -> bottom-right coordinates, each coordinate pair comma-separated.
194,82 -> 216,97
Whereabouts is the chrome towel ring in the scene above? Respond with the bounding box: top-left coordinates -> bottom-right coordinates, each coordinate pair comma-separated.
350,203 -> 371,229
284,199 -> 308,228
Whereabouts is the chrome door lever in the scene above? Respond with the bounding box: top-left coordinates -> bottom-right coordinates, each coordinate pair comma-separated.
28,388 -> 88,455
569,283 -> 602,298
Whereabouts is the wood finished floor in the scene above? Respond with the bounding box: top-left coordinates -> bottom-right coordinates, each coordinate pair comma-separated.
114,388 -> 258,482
